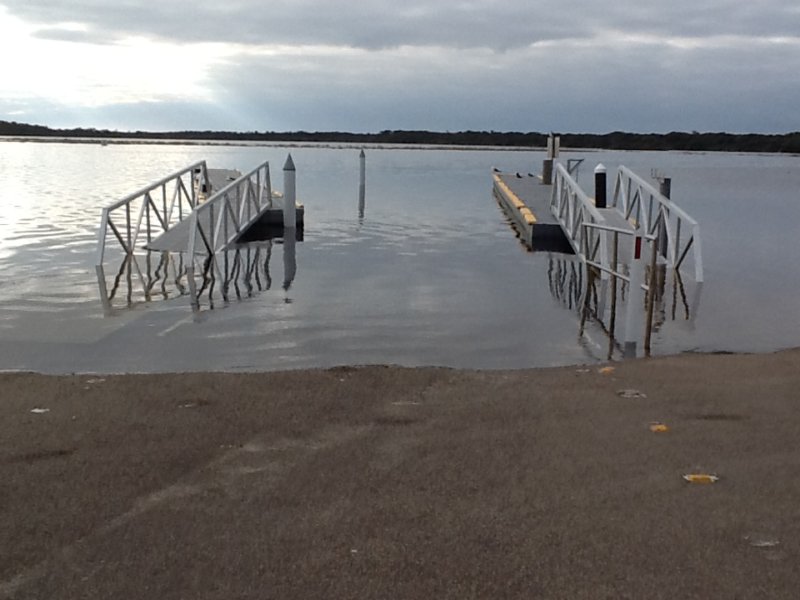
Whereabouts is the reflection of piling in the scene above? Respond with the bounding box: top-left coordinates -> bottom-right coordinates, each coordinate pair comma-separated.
623,235 -> 645,358
283,232 -> 297,293
358,149 -> 366,219
283,154 -> 296,229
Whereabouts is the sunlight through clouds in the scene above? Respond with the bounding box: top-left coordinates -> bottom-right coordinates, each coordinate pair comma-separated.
1,1 -> 799,132
0,7 -> 229,109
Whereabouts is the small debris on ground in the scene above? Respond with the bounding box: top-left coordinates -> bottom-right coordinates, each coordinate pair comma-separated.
598,366 -> 615,375
617,389 -> 647,399
683,473 -> 719,484
30,408 -> 50,414
649,422 -> 669,432
745,535 -> 780,548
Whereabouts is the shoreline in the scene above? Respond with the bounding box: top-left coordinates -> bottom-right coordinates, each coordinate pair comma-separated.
3,348 -> 799,598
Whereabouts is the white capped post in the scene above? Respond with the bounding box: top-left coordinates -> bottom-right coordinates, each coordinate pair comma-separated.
594,163 -> 607,208
283,153 -> 296,229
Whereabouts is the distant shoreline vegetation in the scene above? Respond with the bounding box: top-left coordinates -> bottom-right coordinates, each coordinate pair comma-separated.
2,120 -> 799,153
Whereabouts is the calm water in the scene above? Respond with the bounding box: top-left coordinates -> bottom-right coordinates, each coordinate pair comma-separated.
0,140 -> 798,373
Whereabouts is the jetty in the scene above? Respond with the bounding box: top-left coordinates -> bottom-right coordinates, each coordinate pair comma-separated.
95,154 -> 303,310
493,135 -> 703,356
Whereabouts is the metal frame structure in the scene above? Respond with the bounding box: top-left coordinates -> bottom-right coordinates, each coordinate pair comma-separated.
611,166 -> 704,282
96,242 -> 281,315
185,160 -> 273,309
185,160 -> 272,256
95,161 -> 208,266
550,163 -> 609,273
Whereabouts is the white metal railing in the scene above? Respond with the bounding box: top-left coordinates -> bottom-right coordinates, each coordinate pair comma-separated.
185,160 -> 272,309
96,161 -> 208,266
550,163 -> 609,271
611,166 -> 703,282
184,159 -> 272,256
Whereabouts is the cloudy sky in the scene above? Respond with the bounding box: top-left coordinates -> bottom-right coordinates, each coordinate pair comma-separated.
1,0 -> 799,133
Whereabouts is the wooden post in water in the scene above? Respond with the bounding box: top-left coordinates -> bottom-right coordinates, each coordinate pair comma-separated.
283,154 -> 296,230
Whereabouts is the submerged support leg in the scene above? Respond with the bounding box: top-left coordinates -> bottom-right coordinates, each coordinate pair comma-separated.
623,236 -> 646,358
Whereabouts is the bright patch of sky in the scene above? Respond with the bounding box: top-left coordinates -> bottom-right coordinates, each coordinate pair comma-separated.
1,1 -> 799,133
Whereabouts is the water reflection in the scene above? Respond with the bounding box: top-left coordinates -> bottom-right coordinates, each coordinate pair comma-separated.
548,256 -> 703,359
97,232 -> 299,313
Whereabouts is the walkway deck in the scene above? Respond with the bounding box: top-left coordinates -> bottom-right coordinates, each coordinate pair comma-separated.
492,172 -> 570,251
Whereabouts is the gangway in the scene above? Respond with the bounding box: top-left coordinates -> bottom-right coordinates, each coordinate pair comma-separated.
96,155 -> 303,311
492,141 -> 703,357
147,160 -> 273,255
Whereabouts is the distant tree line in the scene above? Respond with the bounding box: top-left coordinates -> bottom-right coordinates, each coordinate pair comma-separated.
2,120 -> 799,153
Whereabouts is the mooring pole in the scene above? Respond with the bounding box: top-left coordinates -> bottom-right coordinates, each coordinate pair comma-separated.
358,149 -> 366,218
283,154 -> 296,229
658,176 -> 671,257
623,235 -> 645,358
594,164 -> 607,209
541,133 -> 559,185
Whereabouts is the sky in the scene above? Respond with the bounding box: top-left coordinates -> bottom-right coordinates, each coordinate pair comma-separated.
1,0 -> 799,134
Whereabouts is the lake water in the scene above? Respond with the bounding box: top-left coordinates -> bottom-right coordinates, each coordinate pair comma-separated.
0,140 -> 798,373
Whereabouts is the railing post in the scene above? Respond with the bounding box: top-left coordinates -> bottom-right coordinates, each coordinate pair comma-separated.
623,235 -> 646,358
96,208 -> 109,266
594,164 -> 607,209
658,177 -> 671,258
283,154 -> 297,229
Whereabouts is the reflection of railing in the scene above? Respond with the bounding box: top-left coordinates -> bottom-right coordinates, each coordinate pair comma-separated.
95,161 -> 208,266
548,246 -> 702,360
96,237 -> 296,314
185,161 -> 273,309
550,163 -> 608,271
611,166 -> 703,282
547,256 -> 584,311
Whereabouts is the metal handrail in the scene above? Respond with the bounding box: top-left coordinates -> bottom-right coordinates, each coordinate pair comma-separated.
550,163 -> 608,272
611,166 -> 703,282
96,161 -> 208,266
186,160 -> 272,309
185,159 -> 271,255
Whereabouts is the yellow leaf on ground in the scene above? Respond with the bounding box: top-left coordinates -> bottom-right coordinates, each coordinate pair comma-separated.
683,473 -> 719,484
